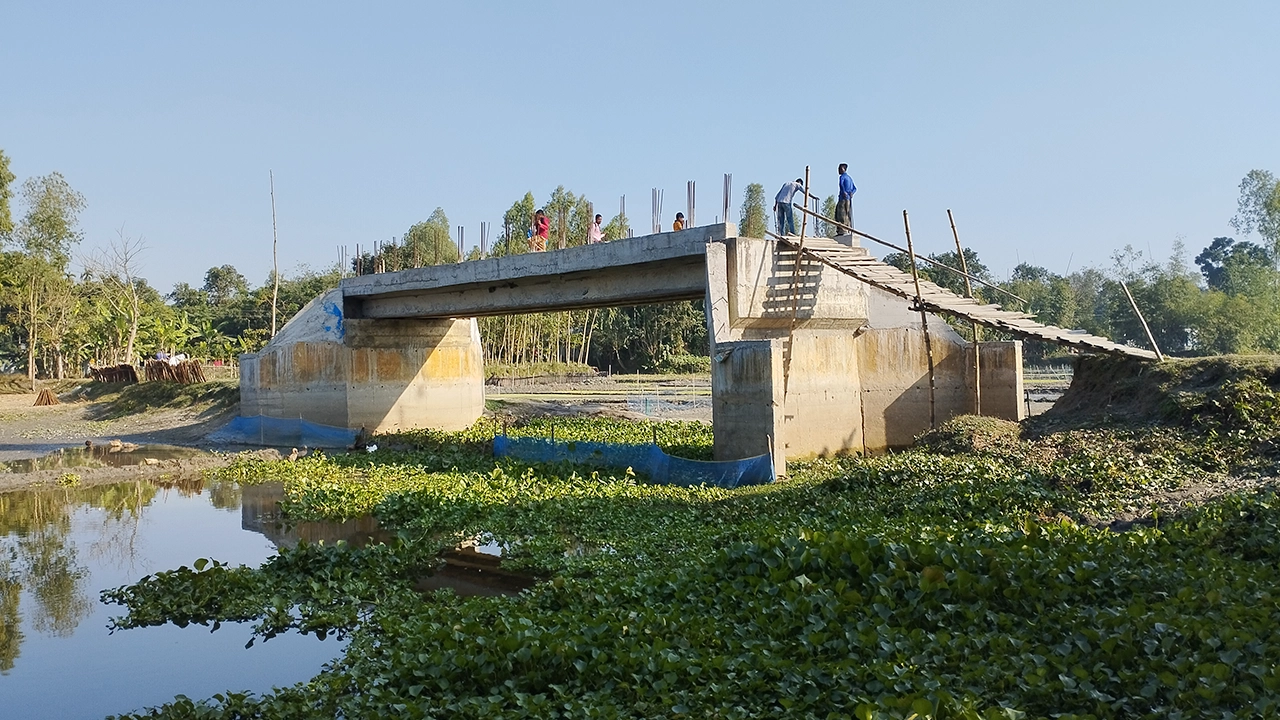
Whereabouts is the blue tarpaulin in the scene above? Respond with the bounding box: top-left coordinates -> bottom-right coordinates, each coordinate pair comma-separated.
208,415 -> 359,448
492,436 -> 775,489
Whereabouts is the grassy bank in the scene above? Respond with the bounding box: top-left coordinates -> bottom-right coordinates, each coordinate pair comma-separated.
101,357 -> 1280,718
74,380 -> 240,419
0,373 -> 32,394
485,362 -> 596,380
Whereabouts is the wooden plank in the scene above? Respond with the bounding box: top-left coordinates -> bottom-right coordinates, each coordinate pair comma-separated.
812,255 -> 1155,359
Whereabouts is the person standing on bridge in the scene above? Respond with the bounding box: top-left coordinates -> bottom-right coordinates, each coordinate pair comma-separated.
588,214 -> 605,244
773,178 -> 805,236
531,209 -> 550,252
836,163 -> 857,231
673,212 -> 685,232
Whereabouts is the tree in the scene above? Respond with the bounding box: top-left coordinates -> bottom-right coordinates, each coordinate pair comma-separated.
1103,243 -> 1201,355
6,173 -> 85,380
602,213 -> 630,242
1230,169 -> 1280,257
739,183 -> 769,238
544,186 -> 593,249
0,149 -> 15,238
402,208 -> 457,266
592,301 -> 708,372
1194,236 -> 1273,292
85,228 -> 147,365
820,195 -> 838,237
496,193 -> 537,256
202,264 -> 248,305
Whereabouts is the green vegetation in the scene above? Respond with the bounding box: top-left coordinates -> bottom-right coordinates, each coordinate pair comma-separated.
653,352 -> 712,374
484,362 -> 596,380
740,182 -> 769,238
100,359 -> 1280,718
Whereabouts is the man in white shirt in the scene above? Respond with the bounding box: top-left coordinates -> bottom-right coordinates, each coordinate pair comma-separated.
588,214 -> 605,243
774,178 -> 805,236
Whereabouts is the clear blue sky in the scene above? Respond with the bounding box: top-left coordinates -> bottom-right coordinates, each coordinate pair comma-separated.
3,1 -> 1278,293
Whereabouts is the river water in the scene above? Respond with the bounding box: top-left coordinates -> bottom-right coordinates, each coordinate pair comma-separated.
0,476 -> 360,719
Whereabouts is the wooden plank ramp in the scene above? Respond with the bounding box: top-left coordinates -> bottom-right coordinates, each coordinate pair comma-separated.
780,237 -> 1158,360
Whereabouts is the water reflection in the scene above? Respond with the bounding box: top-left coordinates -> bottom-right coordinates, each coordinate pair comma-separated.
240,485 -> 536,597
0,478 -> 322,671
421,547 -> 537,597
0,477 -> 342,718
0,558 -> 22,673
0,480 -> 169,667
0,444 -> 206,474
240,483 -> 387,549
0,473 -> 537,716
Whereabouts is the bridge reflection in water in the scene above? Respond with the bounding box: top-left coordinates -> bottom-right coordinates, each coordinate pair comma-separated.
239,482 -> 535,596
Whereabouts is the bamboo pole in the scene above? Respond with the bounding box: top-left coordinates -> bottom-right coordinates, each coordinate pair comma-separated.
904,210 -> 936,430
948,209 -> 981,415
789,202 -> 1025,305
269,170 -> 280,337
1120,280 -> 1165,361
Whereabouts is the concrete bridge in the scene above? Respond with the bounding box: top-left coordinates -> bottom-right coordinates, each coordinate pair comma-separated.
242,223 -> 1034,472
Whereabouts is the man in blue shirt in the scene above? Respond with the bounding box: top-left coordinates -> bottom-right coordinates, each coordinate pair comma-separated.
773,178 -> 805,236
836,163 -> 857,231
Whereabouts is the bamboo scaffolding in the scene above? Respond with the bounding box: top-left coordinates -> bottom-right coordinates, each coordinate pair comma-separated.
948,209 -> 981,415
789,202 -> 1025,305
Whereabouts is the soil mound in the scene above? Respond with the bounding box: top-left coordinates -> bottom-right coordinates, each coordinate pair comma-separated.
914,415 -> 1023,454
1040,354 -> 1280,429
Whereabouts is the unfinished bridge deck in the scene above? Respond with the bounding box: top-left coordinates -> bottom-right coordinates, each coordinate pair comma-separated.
339,220 -> 1154,360
340,224 -> 729,319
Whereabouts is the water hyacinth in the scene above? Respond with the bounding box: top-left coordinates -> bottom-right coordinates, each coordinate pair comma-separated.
104,411 -> 1280,718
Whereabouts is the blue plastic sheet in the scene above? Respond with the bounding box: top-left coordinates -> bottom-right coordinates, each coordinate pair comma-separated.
492,436 -> 774,489
208,415 -> 359,448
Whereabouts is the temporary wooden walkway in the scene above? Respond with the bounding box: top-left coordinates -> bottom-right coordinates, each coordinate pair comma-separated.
780,236 -> 1159,360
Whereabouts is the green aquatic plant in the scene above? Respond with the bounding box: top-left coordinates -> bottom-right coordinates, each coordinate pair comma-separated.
102,415 -> 1280,718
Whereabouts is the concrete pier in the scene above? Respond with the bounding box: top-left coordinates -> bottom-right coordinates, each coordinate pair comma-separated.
703,234 -> 1022,472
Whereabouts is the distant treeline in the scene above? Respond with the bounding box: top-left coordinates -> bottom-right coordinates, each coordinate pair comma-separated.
2,146 -> 1278,378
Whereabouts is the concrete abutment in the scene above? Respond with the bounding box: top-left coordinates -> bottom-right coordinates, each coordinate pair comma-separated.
240,290 -> 484,434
